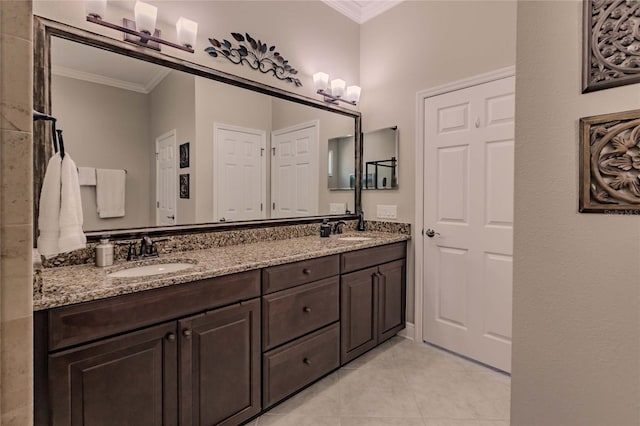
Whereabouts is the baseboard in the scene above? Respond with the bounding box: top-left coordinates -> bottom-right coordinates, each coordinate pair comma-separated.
398,322 -> 415,341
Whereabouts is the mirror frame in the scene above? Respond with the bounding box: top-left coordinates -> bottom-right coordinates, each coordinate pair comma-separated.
33,16 -> 362,242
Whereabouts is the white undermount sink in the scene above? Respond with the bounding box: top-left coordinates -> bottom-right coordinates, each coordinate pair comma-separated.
108,262 -> 195,278
337,236 -> 372,241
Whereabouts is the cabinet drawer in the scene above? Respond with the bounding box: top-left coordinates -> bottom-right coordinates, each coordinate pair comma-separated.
48,270 -> 260,351
263,277 -> 339,350
341,242 -> 406,274
262,323 -> 339,408
262,255 -> 339,294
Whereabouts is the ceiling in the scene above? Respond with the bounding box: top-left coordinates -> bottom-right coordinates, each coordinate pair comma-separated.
320,0 -> 403,24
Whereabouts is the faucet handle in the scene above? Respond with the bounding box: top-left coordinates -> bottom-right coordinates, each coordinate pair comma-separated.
126,241 -> 137,261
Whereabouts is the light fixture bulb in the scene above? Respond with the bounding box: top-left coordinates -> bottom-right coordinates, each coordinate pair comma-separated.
346,85 -> 361,103
331,79 -> 346,97
134,1 -> 157,34
85,0 -> 107,18
313,72 -> 329,91
176,17 -> 198,48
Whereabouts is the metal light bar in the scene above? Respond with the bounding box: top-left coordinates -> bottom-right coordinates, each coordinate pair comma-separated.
86,15 -> 195,53
316,89 -> 357,106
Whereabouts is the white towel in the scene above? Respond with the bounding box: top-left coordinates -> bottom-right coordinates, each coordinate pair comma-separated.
96,169 -> 126,218
58,154 -> 86,253
78,167 -> 96,186
37,153 -> 62,258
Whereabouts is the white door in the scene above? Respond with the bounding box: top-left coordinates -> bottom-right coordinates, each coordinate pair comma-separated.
213,123 -> 266,222
155,130 -> 177,226
271,121 -> 319,218
423,76 -> 514,372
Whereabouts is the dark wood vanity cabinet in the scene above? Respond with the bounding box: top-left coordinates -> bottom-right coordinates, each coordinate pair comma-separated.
179,299 -> 261,426
48,321 -> 179,426
261,255 -> 341,409
36,241 -> 407,426
340,242 -> 407,365
36,271 -> 261,426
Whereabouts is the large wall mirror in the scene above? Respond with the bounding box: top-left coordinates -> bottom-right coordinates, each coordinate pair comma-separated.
328,126 -> 398,191
34,17 -> 361,238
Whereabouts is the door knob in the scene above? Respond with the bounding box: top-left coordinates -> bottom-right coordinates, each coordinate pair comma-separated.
425,228 -> 440,238
167,215 -> 175,220
183,329 -> 192,339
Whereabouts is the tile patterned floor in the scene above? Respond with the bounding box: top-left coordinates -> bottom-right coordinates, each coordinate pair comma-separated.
248,336 -> 511,426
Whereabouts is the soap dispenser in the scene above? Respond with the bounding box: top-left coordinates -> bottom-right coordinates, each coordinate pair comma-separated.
320,219 -> 331,237
95,237 -> 114,267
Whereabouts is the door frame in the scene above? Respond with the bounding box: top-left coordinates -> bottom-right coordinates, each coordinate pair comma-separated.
212,122 -> 267,222
155,129 -> 177,226
413,66 -> 515,343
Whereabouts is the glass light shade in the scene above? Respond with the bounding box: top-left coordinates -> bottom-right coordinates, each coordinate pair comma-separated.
331,79 -> 346,97
313,72 -> 329,91
346,85 -> 361,103
134,1 -> 157,34
176,17 -> 198,48
85,0 -> 107,18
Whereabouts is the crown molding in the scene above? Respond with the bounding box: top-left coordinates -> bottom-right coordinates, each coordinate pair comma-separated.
321,0 -> 403,24
52,66 -> 170,94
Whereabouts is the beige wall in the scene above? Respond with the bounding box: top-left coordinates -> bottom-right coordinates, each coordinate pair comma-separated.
0,0 -> 34,424
149,70 -> 196,225
511,1 -> 640,424
360,1 -> 517,321
52,75 -> 153,231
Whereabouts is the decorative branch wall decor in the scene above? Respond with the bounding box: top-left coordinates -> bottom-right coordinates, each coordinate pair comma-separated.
580,109 -> 640,213
583,0 -> 640,93
205,32 -> 302,87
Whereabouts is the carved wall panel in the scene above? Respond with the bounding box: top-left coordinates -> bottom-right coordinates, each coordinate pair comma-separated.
580,109 -> 640,213
583,0 -> 640,93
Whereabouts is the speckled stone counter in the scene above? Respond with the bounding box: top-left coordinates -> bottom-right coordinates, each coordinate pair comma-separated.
34,231 -> 410,311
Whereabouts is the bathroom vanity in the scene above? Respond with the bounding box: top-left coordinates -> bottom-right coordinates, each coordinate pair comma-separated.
34,233 -> 407,426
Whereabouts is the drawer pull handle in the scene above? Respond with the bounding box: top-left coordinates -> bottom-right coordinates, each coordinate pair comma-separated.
302,268 -> 311,275
183,329 -> 192,339
166,332 -> 176,341
303,306 -> 312,313
303,357 -> 311,365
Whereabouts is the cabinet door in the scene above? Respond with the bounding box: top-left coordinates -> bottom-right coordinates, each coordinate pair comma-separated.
340,266 -> 379,365
179,299 -> 261,426
49,322 -> 178,426
378,259 -> 406,343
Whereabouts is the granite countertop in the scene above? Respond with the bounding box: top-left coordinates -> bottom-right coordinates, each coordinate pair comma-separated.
34,232 -> 410,311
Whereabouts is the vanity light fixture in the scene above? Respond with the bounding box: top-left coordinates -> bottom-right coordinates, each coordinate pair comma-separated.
85,0 -> 198,53
313,72 -> 360,106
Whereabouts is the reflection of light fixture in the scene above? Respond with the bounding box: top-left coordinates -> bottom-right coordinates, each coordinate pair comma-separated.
85,0 -> 198,53
313,72 -> 360,106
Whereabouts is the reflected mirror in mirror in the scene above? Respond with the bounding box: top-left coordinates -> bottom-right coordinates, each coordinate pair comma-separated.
328,126 -> 397,191
49,37 -> 356,232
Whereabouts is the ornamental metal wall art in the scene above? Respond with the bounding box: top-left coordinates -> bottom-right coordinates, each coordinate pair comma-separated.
205,32 -> 302,87
583,0 -> 640,93
580,109 -> 640,213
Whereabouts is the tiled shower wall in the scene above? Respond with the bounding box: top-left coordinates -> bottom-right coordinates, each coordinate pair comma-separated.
1,0 -> 34,424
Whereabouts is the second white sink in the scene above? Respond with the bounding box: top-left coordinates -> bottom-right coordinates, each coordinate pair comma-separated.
338,236 -> 372,241
108,262 -> 195,278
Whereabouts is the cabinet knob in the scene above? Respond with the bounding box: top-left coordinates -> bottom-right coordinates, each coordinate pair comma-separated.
302,268 -> 311,275
183,329 -> 192,339
166,332 -> 176,341
303,357 -> 311,365
303,306 -> 312,313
